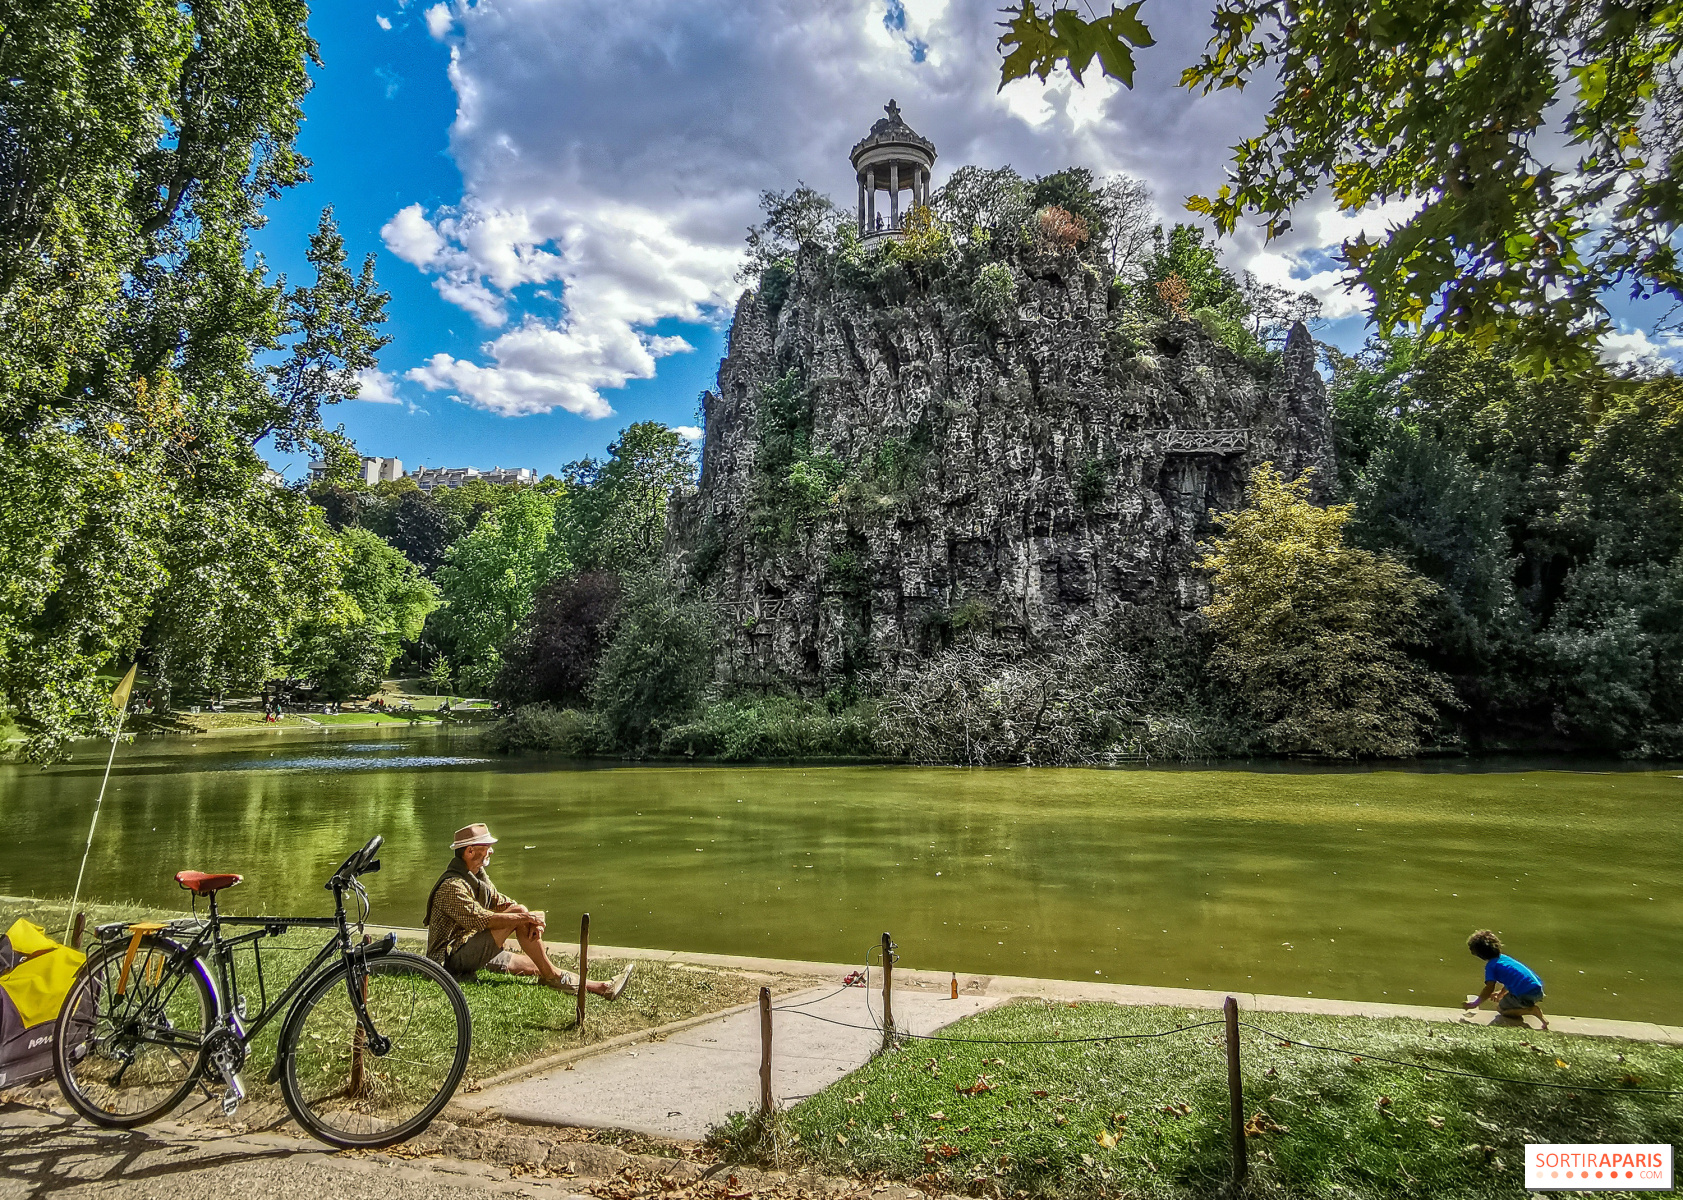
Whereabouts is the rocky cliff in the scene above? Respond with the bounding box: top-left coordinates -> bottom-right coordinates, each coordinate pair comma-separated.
669,238 -> 1335,694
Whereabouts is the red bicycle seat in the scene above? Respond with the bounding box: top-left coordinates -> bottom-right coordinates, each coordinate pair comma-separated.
175,871 -> 243,895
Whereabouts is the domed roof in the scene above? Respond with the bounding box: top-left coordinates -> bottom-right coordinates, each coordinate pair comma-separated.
849,100 -> 936,168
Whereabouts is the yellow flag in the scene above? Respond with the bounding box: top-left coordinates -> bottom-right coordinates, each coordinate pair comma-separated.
111,663 -> 138,713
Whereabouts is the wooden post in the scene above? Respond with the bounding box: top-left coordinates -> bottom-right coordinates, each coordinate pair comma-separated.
758,986 -> 773,1116
880,932 -> 894,1035
1224,995 -> 1247,1187
576,913 -> 590,1029
70,912 -> 85,952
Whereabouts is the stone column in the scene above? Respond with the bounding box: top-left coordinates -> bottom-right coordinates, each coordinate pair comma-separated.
857,176 -> 866,236
866,168 -> 876,230
890,162 -> 900,228
921,168 -> 930,209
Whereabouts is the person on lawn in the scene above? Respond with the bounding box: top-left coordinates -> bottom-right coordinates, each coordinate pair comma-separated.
424,823 -> 633,998
1463,928 -> 1548,1030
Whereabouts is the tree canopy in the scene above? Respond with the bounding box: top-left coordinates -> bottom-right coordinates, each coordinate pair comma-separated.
1000,1 -> 1683,370
0,1 -> 389,757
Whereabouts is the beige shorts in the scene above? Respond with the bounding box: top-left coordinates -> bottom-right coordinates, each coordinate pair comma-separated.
443,928 -> 515,978
442,928 -> 576,987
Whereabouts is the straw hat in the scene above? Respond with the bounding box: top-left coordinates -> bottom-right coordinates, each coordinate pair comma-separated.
450,823 -> 498,849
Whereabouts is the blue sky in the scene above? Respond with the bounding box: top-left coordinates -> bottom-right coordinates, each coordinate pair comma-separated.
257,1 -> 1675,482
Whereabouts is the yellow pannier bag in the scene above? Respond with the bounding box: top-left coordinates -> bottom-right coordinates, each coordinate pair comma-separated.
0,919 -> 87,1086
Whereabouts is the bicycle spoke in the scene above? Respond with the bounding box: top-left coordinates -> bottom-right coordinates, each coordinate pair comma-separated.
57,937 -> 213,1126
282,954 -> 469,1147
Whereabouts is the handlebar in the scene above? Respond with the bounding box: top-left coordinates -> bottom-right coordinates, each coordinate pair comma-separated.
325,835 -> 384,892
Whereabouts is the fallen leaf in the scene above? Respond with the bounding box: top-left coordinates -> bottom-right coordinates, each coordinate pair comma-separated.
1244,1111 -> 1288,1137
1030,1090 -> 1050,1098
1426,1116 -> 1445,1129
836,1134 -> 848,1146
927,1111 -> 946,1121
1111,1112 -> 1127,1127
1555,1059 -> 1569,1069
956,1075 -> 996,1096
1376,1095 -> 1391,1109
937,1145 -> 961,1158
1054,1116 -> 1068,1127
1096,1130 -> 1117,1149
846,1091 -> 866,1105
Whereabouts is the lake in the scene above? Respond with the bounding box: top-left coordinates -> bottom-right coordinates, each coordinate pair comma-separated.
2,728 -> 1678,1022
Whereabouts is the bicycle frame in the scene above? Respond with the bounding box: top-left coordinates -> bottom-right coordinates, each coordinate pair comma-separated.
103,878 -> 397,1074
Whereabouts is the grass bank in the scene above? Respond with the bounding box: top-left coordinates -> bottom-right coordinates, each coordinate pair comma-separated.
1,896 -> 760,1092
737,998 -> 1683,1200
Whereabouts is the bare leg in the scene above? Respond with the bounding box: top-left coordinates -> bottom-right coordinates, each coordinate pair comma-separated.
505,929 -> 613,994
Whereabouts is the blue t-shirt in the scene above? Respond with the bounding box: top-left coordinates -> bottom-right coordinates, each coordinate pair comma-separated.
1486,954 -> 1544,997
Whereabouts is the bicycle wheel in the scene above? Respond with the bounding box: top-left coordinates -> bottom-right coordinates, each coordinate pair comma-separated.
53,934 -> 214,1127
278,950 -> 470,1148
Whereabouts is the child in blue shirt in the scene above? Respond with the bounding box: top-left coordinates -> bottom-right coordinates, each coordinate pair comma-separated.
1463,929 -> 1548,1030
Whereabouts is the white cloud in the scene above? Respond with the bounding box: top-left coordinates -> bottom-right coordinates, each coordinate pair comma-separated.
1598,327 -> 1681,375
381,203 -> 444,268
353,368 -> 403,404
398,0 -> 1533,418
376,14 -> 392,30
674,425 -> 704,441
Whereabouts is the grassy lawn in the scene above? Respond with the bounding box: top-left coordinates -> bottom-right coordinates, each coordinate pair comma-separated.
2,896 -> 761,1096
762,998 -> 1683,1200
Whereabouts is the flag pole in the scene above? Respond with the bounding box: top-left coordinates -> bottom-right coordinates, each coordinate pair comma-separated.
67,663 -> 138,940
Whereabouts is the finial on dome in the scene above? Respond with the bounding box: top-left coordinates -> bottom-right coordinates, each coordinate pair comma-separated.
885,99 -> 901,123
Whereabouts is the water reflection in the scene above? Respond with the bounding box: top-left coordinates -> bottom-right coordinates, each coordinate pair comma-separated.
2,730 -> 1679,1023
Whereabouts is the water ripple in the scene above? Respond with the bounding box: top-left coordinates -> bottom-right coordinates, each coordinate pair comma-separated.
217,754 -> 491,773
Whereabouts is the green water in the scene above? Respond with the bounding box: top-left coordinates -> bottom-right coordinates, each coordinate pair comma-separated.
3,729 -> 1679,1023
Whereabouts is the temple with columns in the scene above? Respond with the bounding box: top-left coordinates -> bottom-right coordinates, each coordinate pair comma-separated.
850,100 -> 936,240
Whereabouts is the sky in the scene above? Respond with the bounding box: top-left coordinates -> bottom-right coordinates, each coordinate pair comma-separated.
257,0 -> 1678,481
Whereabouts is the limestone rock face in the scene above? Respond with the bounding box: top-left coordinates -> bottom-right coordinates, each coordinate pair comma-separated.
669,245 -> 1335,693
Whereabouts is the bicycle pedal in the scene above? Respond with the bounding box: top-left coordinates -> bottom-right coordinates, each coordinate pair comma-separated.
220,1091 -> 241,1118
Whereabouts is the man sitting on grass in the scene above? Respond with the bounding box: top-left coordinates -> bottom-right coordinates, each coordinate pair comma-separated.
425,823 -> 633,998
1463,928 -> 1548,1030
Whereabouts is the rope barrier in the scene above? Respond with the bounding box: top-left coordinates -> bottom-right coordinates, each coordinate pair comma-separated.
1239,1020 -> 1683,1097
769,1004 -> 1227,1046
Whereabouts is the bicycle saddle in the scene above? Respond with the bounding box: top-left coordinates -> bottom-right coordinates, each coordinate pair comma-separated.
175,871 -> 243,895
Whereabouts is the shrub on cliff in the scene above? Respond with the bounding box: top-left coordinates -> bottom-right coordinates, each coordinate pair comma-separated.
1199,464 -> 1455,757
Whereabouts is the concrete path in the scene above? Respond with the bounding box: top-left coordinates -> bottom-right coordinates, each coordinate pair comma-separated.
460,984 -> 1001,1140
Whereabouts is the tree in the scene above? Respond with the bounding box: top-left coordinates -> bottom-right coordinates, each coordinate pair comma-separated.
493,571 -> 623,708
434,490 -> 566,693
0,2 -> 391,758
999,1 -> 1683,371
933,165 -> 1033,245
284,528 -> 438,702
590,575 -> 715,745
742,185 -> 843,280
566,422 -> 697,572
1199,464 -> 1454,756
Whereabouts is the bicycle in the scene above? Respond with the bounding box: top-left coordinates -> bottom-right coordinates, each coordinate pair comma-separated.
52,835 -> 472,1149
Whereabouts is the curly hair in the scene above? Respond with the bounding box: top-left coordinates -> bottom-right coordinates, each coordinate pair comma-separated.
1467,929 -> 1503,960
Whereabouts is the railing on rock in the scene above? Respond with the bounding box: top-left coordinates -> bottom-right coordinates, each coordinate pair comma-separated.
1142,428 -> 1251,455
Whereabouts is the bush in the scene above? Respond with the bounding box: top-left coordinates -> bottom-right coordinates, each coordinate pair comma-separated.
482,704 -> 615,756
590,575 -> 716,745
658,697 -> 880,760
874,620 -> 1145,765
492,571 -> 622,708
971,261 -> 1017,326
1199,464 -> 1456,757
1036,205 -> 1090,251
